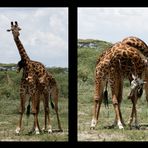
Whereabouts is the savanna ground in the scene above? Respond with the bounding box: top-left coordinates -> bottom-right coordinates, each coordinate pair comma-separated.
0,67 -> 68,141
78,79 -> 148,141
78,39 -> 148,142
0,97 -> 68,141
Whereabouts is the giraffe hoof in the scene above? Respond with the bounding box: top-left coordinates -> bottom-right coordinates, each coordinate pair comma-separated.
48,129 -> 52,134
59,129 -> 63,132
119,125 -> 124,129
35,131 -> 40,135
118,123 -> 124,129
90,126 -> 95,130
35,128 -> 40,135
135,125 -> 140,130
42,128 -> 47,132
15,127 -> 20,135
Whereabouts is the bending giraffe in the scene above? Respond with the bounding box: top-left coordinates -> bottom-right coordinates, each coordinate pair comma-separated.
90,42 -> 148,130
96,36 -> 148,129
7,21 -> 62,134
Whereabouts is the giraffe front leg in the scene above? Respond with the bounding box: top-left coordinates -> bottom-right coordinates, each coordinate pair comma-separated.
15,114 -> 23,134
33,112 -> 41,135
133,97 -> 140,129
134,107 -> 140,129
128,94 -> 139,129
33,114 -> 40,135
127,105 -> 134,130
127,103 -> 139,130
15,91 -> 26,134
41,107 -> 48,132
31,93 -> 41,135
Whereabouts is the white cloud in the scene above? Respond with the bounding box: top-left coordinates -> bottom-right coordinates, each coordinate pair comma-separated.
78,7 -> 148,44
0,7 -> 68,67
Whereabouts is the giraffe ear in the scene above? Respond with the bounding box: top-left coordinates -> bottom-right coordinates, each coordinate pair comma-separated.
132,74 -> 136,80
7,29 -> 11,32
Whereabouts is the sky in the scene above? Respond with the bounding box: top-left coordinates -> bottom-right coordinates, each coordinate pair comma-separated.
0,7 -> 68,68
78,7 -> 148,45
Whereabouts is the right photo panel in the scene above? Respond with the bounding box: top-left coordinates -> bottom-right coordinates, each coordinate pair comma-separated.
78,7 -> 148,141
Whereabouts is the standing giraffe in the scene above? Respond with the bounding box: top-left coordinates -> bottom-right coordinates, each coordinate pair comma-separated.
16,59 -> 63,133
90,42 -> 148,130
7,21 -> 62,134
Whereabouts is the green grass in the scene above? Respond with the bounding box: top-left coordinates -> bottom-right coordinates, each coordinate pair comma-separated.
78,39 -> 148,141
78,82 -> 148,141
0,97 -> 68,141
0,67 -> 68,141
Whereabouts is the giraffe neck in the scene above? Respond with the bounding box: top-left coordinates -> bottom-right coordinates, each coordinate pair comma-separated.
14,36 -> 30,63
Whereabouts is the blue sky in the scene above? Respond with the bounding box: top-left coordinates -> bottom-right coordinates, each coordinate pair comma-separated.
0,7 -> 68,67
78,7 -> 148,45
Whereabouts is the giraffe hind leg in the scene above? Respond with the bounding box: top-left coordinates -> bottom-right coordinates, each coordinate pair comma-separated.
90,80 -> 104,130
42,92 -> 53,133
50,87 -> 63,132
31,93 -> 41,135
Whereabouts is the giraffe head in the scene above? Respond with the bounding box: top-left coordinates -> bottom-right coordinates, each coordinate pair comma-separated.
128,74 -> 146,99
7,21 -> 21,37
130,74 -> 146,90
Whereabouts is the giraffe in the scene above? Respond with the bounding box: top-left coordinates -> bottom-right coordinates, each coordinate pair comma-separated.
95,36 -> 148,129
7,21 -> 62,134
90,42 -> 148,130
16,59 -> 62,133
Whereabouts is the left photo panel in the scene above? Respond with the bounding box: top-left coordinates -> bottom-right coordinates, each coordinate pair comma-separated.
0,7 -> 68,141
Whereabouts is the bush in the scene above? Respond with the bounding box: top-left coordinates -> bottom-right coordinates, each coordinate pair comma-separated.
0,67 -> 68,100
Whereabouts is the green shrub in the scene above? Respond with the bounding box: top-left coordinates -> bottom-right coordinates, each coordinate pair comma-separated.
0,67 -> 68,100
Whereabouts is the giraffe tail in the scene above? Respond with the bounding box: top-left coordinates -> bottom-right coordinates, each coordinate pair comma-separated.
26,97 -> 31,118
103,81 -> 109,108
50,94 -> 55,109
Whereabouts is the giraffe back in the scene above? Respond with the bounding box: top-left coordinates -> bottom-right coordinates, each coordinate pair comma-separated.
96,42 -> 147,80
